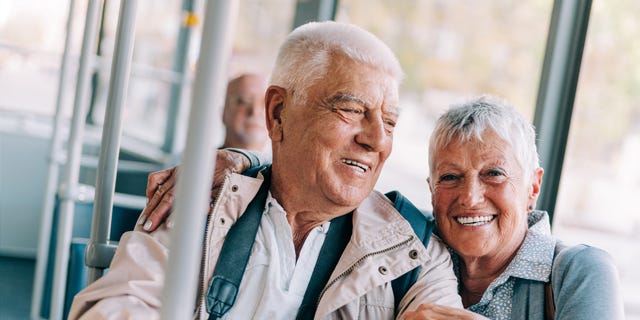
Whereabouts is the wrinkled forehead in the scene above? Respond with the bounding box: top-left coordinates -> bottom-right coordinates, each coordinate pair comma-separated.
442,129 -> 510,151
322,56 -> 400,109
432,128 -> 501,159
434,129 -> 524,171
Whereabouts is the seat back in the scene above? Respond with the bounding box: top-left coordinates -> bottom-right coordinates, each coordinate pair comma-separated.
41,196 -> 141,319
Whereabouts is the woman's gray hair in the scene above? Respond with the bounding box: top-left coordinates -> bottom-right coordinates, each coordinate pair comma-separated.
270,21 -> 404,104
428,95 -> 541,175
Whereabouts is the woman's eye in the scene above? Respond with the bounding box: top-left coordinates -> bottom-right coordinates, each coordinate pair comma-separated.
484,169 -> 508,182
487,170 -> 503,177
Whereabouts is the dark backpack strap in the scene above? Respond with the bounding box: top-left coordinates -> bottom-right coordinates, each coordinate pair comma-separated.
545,240 -> 568,320
384,190 -> 435,314
206,166 -> 270,319
296,212 -> 353,320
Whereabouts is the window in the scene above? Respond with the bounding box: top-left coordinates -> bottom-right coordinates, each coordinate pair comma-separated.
552,1 -> 640,315
335,0 -> 552,210
0,0 -> 295,151
0,0 -> 84,118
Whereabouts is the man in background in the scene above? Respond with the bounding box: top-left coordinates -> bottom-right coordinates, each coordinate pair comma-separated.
219,73 -> 269,152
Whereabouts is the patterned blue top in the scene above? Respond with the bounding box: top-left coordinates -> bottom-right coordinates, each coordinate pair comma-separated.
450,211 -> 556,319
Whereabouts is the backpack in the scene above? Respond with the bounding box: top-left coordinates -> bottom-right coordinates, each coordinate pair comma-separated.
206,166 -> 435,319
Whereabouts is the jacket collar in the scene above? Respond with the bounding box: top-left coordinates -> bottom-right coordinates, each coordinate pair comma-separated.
317,190 -> 430,317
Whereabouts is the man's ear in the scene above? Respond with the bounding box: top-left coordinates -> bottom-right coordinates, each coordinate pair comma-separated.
265,85 -> 286,141
221,102 -> 231,127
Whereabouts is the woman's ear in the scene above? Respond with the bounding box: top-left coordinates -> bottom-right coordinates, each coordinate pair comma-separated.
528,167 -> 544,209
264,85 -> 286,141
427,176 -> 436,208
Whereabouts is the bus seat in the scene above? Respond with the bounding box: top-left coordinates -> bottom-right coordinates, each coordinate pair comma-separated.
41,194 -> 142,319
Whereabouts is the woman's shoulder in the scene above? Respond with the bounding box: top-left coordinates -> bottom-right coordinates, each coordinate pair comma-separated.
553,243 -> 617,280
551,243 -> 625,319
556,243 -> 613,264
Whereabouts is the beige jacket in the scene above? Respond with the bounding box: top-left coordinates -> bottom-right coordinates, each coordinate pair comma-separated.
69,172 -> 461,320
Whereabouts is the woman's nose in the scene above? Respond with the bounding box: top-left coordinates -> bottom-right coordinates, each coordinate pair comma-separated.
459,177 -> 484,208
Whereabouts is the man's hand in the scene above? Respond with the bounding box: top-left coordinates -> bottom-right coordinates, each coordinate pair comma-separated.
401,303 -> 488,320
137,149 -> 252,232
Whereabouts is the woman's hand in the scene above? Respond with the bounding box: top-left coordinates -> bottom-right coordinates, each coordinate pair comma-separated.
137,149 -> 252,232
402,303 -> 489,320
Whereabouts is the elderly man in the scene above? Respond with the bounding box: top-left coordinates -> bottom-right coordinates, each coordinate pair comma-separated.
69,21 -> 461,319
220,73 -> 269,151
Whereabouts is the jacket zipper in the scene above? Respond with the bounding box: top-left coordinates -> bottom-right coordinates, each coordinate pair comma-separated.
198,175 -> 230,319
316,235 -> 415,306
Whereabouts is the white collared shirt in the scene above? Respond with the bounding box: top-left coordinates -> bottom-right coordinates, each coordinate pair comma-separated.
223,192 -> 330,319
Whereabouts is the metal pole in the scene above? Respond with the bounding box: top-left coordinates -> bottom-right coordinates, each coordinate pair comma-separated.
30,0 -> 76,318
292,0 -> 337,29
49,0 -> 101,318
86,0 -> 138,283
533,0 -> 592,223
162,0 -> 198,156
160,0 -> 238,319
86,0 -> 109,125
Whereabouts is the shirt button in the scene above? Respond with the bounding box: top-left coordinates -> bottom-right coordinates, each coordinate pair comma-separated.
378,266 -> 388,275
231,185 -> 239,192
409,249 -> 419,259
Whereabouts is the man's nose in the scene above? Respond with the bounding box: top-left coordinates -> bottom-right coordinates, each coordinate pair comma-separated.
355,117 -> 388,152
247,100 -> 264,117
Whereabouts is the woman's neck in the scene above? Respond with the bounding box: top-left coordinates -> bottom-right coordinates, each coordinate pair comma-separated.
458,249 -> 518,307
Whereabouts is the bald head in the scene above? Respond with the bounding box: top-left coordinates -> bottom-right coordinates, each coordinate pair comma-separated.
221,73 -> 269,151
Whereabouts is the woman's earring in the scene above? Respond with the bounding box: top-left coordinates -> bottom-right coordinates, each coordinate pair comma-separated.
528,205 -> 534,211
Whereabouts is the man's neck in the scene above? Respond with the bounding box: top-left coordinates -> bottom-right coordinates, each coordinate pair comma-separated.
221,139 -> 266,152
285,211 -> 327,257
269,186 -> 352,257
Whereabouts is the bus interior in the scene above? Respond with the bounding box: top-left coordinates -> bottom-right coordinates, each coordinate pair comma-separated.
0,0 -> 639,319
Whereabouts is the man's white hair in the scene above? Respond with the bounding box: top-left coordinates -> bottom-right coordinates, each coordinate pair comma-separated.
270,21 -> 404,103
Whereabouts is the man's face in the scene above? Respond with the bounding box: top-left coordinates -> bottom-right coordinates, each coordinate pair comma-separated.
223,74 -> 268,149
271,55 -> 399,210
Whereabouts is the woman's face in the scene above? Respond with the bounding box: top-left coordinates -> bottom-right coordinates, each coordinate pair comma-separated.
428,130 -> 542,262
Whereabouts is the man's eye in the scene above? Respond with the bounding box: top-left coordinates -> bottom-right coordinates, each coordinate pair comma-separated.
384,119 -> 396,128
231,96 -> 253,105
335,107 -> 365,119
440,174 -> 458,182
343,108 -> 363,114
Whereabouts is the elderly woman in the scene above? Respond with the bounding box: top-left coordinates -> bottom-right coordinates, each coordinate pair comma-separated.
404,95 -> 624,319
141,96 -> 625,319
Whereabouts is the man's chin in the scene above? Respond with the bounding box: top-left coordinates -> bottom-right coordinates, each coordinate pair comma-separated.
329,188 -> 371,208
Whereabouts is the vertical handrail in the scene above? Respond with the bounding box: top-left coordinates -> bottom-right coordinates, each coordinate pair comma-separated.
534,0 -> 592,223
86,0 -> 139,283
160,0 -> 238,319
162,0 -> 198,157
292,0 -> 337,29
49,0 -> 102,319
30,0 -> 76,318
